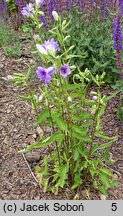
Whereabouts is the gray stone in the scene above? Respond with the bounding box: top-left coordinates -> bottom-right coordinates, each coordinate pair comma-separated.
25,152 -> 40,163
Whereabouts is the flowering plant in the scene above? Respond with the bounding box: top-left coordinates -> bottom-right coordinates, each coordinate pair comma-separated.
12,4 -> 118,197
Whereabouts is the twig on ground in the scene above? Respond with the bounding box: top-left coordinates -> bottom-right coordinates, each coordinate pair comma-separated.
104,164 -> 122,176
22,153 -> 39,186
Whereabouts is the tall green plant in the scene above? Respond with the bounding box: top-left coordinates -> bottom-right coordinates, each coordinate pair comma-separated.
12,6 -> 118,197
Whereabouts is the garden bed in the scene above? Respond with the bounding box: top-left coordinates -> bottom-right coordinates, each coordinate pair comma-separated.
0,44 -> 123,200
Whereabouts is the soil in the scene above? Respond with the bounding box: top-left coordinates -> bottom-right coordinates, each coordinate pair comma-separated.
0,41 -> 123,200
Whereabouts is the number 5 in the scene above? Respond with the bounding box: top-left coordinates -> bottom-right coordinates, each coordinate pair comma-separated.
111,203 -> 117,211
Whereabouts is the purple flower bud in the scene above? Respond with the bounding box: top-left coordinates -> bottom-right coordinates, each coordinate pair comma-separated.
52,11 -> 59,21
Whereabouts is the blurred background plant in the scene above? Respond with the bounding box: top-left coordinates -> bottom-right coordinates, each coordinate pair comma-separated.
65,7 -> 118,84
0,0 -> 122,81
0,20 -> 22,57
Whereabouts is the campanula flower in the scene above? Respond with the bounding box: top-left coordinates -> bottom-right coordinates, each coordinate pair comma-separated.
36,39 -> 60,55
60,64 -> 71,78
36,67 -> 55,85
36,44 -> 47,54
21,3 -> 35,17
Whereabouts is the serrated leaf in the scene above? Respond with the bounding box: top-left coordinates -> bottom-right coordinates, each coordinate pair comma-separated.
35,109 -> 50,125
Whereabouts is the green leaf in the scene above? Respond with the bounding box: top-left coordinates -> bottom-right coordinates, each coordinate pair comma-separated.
19,94 -> 33,101
99,172 -> 111,188
72,131 -> 91,142
99,185 -> 108,197
35,165 -> 41,173
66,54 -> 82,60
70,92 -> 80,98
82,120 -> 93,127
54,116 -> 68,131
78,146 -> 89,159
43,178 -> 49,192
91,143 -> 99,153
55,164 -> 68,188
42,132 -> 65,145
73,148 -> 80,161
72,125 -> 88,135
95,131 -> 117,141
99,168 -> 114,177
66,84 -> 81,90
35,109 -> 50,125
71,172 -> 82,189
95,139 -> 117,151
103,147 -> 110,160
90,168 -> 98,177
73,112 -> 92,121
19,132 -> 65,153
96,106 -> 106,130
72,131 -> 83,140
110,181 -> 118,187
80,161 -> 89,170
84,99 -> 96,106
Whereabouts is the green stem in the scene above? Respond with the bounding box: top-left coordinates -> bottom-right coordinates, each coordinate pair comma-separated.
88,88 -> 101,159
45,86 -> 61,165
63,79 -> 74,182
